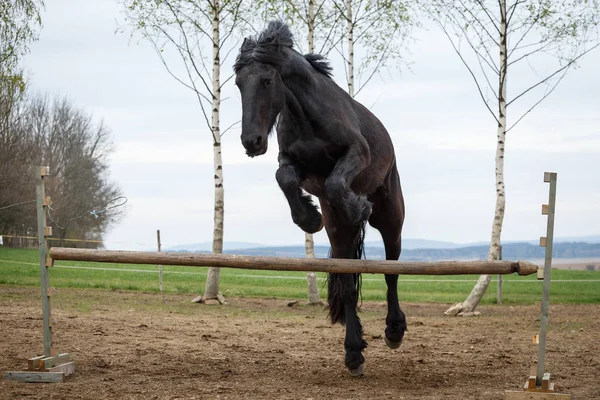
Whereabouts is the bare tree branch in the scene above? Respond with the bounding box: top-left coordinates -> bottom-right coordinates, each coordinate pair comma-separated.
220,119 -> 240,137
507,42 -> 600,107
147,36 -> 210,105
458,0 -> 500,45
507,11 -> 542,59
446,9 -> 500,74
219,72 -> 235,90
506,67 -> 569,132
477,0 -> 501,27
316,16 -> 345,55
507,41 -> 556,66
506,0 -> 526,26
164,0 -> 212,40
436,19 -> 500,124
218,0 -> 244,52
149,22 -> 214,97
282,0 -> 309,25
355,28 -> 396,96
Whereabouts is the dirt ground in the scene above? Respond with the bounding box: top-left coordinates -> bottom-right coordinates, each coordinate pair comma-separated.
1,287 -> 599,400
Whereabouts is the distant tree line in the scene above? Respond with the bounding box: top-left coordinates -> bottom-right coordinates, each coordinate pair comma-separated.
0,82 -> 124,248
1,0 -> 124,248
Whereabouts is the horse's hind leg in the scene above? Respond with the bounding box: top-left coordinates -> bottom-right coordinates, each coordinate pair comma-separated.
368,165 -> 407,349
320,199 -> 367,376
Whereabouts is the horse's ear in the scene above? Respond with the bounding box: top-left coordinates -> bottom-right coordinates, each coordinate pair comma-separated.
240,37 -> 254,52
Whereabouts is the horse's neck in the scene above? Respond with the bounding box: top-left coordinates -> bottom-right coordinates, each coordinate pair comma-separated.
282,77 -> 322,138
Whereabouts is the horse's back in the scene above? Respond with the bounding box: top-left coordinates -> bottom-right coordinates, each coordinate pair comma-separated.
286,72 -> 398,197
325,79 -> 397,174
351,98 -> 398,195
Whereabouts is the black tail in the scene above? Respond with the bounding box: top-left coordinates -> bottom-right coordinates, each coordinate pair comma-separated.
326,222 -> 366,325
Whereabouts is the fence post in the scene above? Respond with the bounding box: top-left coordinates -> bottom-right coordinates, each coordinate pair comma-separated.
36,166 -> 53,357
157,229 -> 163,293
3,165 -> 74,382
536,172 -> 557,387
497,245 -> 502,304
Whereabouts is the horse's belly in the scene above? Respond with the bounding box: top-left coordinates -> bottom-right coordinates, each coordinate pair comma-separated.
301,175 -> 327,198
301,169 -> 384,199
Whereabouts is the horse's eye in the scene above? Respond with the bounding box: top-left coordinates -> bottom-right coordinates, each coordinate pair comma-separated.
263,79 -> 272,87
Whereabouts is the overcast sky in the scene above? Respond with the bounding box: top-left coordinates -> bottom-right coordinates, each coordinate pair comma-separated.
21,0 -> 599,250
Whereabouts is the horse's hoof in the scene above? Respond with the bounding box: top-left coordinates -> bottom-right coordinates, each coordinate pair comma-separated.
346,194 -> 372,226
316,219 -> 324,232
384,336 -> 401,349
294,212 -> 323,234
348,363 -> 365,377
303,217 -> 323,234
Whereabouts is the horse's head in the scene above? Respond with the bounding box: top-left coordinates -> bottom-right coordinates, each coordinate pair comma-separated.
235,59 -> 285,157
234,20 -> 293,158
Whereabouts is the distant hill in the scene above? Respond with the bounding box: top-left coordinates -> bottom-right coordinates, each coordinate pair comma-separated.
363,238 -> 462,249
167,240 -> 600,261
360,235 -> 600,249
166,235 -> 600,253
166,241 -> 272,252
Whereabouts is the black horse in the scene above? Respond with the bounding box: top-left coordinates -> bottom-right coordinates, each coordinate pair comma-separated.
233,20 -> 406,376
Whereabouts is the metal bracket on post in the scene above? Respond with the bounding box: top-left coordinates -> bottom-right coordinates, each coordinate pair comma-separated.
3,166 -> 74,383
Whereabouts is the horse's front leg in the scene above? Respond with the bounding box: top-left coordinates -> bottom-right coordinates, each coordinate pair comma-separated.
325,139 -> 372,225
320,199 -> 367,376
275,154 -> 323,234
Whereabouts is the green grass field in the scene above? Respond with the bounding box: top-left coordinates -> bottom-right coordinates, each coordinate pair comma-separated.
1,247 -> 599,304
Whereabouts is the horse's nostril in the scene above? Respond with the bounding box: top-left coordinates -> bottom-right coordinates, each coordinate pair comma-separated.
255,136 -> 263,146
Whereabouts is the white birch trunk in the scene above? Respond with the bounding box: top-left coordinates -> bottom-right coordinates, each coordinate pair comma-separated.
346,0 -> 354,97
308,0 -> 315,52
202,0 -> 224,302
305,233 -> 322,304
305,0 -> 323,305
446,0 -> 507,315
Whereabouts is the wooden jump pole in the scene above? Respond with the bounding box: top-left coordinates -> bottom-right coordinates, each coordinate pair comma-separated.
48,247 -> 538,276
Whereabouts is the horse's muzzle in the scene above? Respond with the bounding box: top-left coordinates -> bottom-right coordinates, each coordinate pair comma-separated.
242,134 -> 268,157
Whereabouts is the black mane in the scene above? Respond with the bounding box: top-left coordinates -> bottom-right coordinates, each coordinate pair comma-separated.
304,53 -> 333,78
233,20 -> 333,79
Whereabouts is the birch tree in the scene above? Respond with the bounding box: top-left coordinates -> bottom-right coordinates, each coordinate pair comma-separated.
120,0 -> 249,304
257,0 -> 341,55
426,0 -> 600,315
331,0 -> 415,98
300,0 -> 328,306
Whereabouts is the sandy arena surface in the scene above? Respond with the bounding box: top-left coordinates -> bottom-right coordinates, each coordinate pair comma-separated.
1,287 -> 599,399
